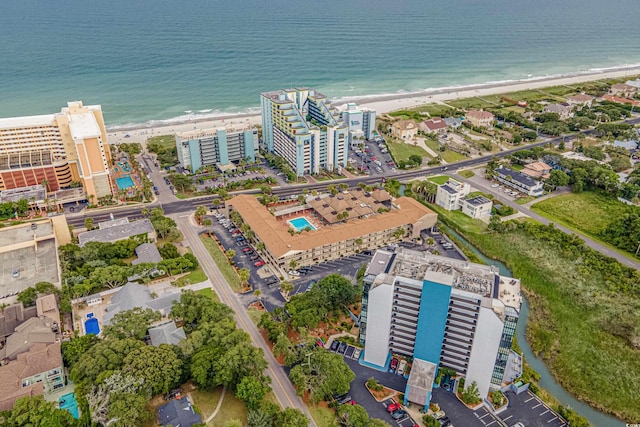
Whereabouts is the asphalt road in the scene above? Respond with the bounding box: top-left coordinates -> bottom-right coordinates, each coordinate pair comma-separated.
175,216 -> 317,425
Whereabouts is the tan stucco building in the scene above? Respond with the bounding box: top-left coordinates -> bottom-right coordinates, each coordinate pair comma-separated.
0,101 -> 113,201
226,193 -> 438,271
391,120 -> 418,140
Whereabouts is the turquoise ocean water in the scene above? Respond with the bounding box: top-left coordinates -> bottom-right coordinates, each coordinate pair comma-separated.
1,0 -> 639,126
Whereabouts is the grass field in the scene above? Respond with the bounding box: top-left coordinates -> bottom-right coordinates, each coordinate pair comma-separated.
197,287 -> 220,303
448,97 -> 497,110
200,235 -> 242,292
530,191 -> 627,237
191,388 -> 248,427
424,200 -> 488,234
440,150 -> 467,163
247,306 -> 263,325
308,405 -> 339,427
385,139 -> 430,163
391,103 -> 458,119
173,264 -> 207,287
427,175 -> 449,185
147,135 -> 175,150
459,170 -> 475,178
433,203 -> 640,421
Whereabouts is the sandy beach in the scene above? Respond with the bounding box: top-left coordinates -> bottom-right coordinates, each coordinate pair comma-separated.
107,65 -> 640,146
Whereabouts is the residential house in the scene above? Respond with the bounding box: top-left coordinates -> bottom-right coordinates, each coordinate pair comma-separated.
566,94 -> 595,108
418,118 -> 448,134
465,110 -> 494,128
543,103 -> 573,120
435,178 -> 471,211
157,397 -> 202,427
610,82 -> 638,97
461,196 -> 493,219
132,243 -> 163,265
148,321 -> 186,347
391,120 -> 418,140
102,282 -> 181,326
443,117 -> 463,129
522,161 -> 552,179
626,79 -> 640,90
602,94 -> 639,107
494,167 -> 544,196
613,139 -> 639,154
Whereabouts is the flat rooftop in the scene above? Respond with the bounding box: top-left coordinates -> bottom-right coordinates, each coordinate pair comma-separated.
176,126 -> 256,140
68,112 -> 101,140
78,218 -> 154,246
0,239 -> 59,298
0,114 -> 55,130
0,221 -> 55,249
464,196 -> 492,206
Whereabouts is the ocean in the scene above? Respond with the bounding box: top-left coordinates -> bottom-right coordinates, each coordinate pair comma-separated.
1,0 -> 639,126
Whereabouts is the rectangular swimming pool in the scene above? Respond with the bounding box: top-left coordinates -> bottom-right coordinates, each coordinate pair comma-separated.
115,175 -> 135,190
288,217 -> 316,231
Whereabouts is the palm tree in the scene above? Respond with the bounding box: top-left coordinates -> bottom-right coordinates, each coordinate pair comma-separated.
238,268 -> 250,287
141,208 -> 149,217
253,289 -> 262,299
256,242 -> 265,253
225,249 -> 236,260
393,228 -> 405,240
280,281 -> 294,298
289,259 -> 298,271
426,237 -> 435,247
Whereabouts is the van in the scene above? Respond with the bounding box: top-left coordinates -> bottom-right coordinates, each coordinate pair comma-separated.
397,360 -> 407,375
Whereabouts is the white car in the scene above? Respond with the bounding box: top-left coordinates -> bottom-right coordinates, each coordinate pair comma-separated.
288,270 -> 301,277
504,188 -> 511,193
491,184 -> 499,188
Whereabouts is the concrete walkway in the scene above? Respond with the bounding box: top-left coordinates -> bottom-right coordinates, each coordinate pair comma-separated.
204,386 -> 227,423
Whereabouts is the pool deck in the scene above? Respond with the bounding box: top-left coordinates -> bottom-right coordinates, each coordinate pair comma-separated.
44,379 -> 75,404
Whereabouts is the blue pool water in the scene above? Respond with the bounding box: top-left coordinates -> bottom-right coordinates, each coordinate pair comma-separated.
84,317 -> 100,335
289,217 -> 316,232
115,175 -> 135,190
59,393 -> 79,419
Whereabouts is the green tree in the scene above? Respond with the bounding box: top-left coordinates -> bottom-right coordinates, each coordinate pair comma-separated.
226,249 -> 236,259
89,265 -> 130,289
70,338 -> 146,386
423,415 -> 441,427
247,407 -> 274,427
102,307 -> 162,340
337,404 -> 370,427
84,217 -> 94,230
275,408 -> 309,427
195,205 -> 207,222
461,381 -> 481,405
547,170 -> 570,187
236,375 -> 272,409
169,173 -> 194,193
3,396 -> 78,427
289,347 -> 355,402
17,287 -> 38,306
239,268 -> 250,286
280,281 -> 294,298
159,243 -> 180,259
123,345 -> 182,395
409,154 -> 422,165
170,290 -> 233,330
107,391 -> 150,427
62,334 -> 100,369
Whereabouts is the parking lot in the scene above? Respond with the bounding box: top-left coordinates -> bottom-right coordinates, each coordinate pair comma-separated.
290,253 -> 372,296
207,212 -> 286,311
327,339 -> 416,426
499,390 -> 567,427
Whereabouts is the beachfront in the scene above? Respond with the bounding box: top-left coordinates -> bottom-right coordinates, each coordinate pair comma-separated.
106,65 -> 640,146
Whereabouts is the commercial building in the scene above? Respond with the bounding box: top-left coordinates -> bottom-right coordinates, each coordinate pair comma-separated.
78,218 -> 156,246
360,248 -> 522,408
460,196 -> 493,219
261,88 -> 348,176
494,167 -> 544,196
435,178 -> 470,211
176,127 -> 258,174
225,191 -> 437,271
338,103 -> 377,146
0,101 -> 113,200
465,110 -> 494,128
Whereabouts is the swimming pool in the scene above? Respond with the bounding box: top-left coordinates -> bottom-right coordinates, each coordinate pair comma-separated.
288,217 -> 316,231
85,317 -> 100,335
59,392 -> 79,419
115,175 -> 135,190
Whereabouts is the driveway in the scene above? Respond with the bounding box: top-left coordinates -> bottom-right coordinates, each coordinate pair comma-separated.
499,390 -> 567,427
290,254 -> 372,296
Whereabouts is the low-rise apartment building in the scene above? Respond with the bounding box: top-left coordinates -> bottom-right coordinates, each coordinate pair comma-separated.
460,196 -> 493,219
78,218 -> 156,246
435,178 -> 470,211
176,127 -> 258,174
225,191 -> 437,271
494,167 -> 544,196
521,161 -> 552,179
360,248 -> 522,408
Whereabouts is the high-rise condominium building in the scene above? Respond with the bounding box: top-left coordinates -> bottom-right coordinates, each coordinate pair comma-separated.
339,102 -> 377,147
175,127 -> 258,173
360,248 -> 522,408
0,101 -> 113,200
260,88 -> 348,176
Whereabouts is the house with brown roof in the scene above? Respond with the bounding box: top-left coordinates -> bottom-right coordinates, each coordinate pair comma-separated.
418,118 -> 448,134
566,94 -> 595,108
610,83 -> 638,97
391,120 -> 418,140
522,161 -> 552,179
226,193 -> 437,272
465,110 -> 494,128
543,103 -> 573,120
603,94 -> 640,107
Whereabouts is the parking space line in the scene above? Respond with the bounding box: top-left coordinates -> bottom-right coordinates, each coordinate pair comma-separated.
540,409 -> 550,416
485,420 -> 497,427
547,416 -> 558,423
478,412 -> 491,420
525,396 -> 536,402
532,402 -> 543,409
502,415 -> 512,421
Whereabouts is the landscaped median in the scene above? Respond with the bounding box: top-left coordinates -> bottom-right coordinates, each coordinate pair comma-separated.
199,233 -> 243,292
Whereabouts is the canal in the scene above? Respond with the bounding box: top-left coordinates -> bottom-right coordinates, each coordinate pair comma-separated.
444,226 -> 624,427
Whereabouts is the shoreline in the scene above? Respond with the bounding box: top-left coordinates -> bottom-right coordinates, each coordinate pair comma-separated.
106,64 -> 640,145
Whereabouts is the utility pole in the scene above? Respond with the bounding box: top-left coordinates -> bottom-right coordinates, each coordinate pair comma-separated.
635,240 -> 640,256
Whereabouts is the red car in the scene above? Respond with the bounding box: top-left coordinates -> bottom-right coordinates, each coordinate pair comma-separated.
242,247 -> 253,253
254,260 -> 265,267
386,402 -> 401,413
390,358 -> 399,372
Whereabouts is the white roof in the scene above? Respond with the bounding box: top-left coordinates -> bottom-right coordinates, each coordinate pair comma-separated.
0,114 -> 55,130
68,112 -> 101,140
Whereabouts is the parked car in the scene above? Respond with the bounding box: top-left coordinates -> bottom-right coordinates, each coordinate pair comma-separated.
397,360 -> 407,376
242,247 -> 253,253
288,270 -> 301,276
334,394 -> 352,405
390,358 -> 399,372
386,403 -> 401,413
352,348 -> 361,359
330,340 -> 340,352
338,342 -> 347,354
391,410 -> 408,420
439,416 -> 452,427
254,260 -> 265,267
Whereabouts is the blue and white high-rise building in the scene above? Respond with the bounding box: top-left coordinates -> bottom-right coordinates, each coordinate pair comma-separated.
260,88 -> 348,177
339,102 -> 376,148
360,248 -> 522,408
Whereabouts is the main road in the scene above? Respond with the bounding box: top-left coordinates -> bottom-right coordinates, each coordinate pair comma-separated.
175,216 -> 317,426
